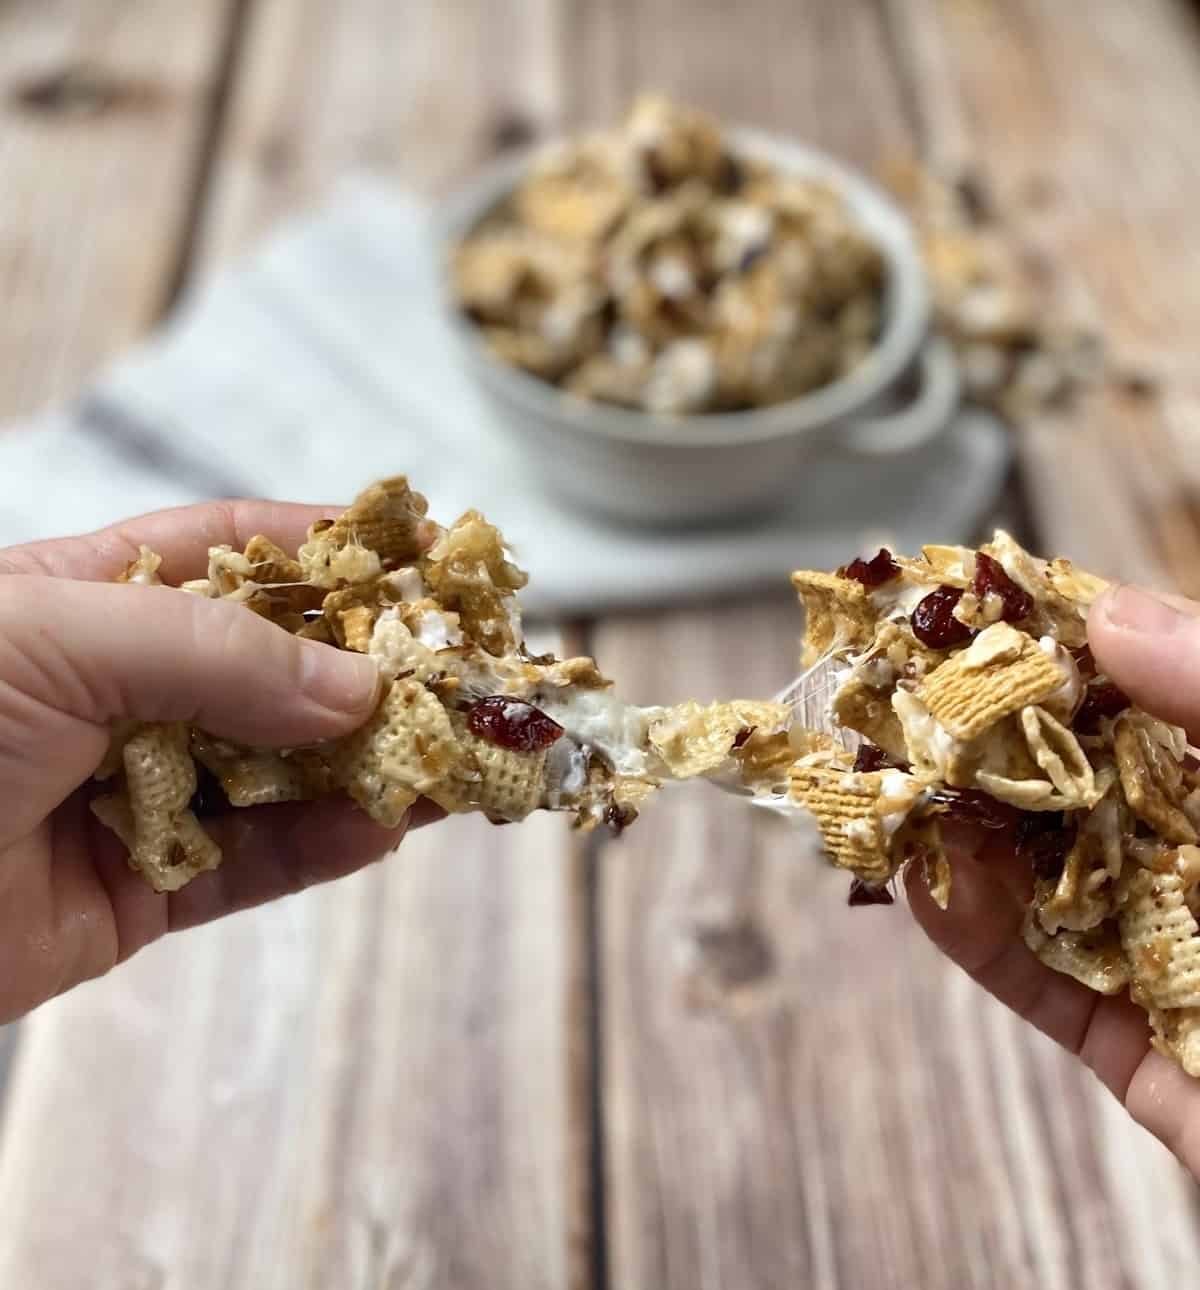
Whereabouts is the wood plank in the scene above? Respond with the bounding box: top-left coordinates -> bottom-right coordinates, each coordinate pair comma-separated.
0,4 -> 590,1285
882,0 -> 1200,591
206,4 -> 590,1278
924,0 -> 1200,351
0,818 -> 582,1289
595,598 -> 1200,1290
564,0 -> 912,163
192,0 -> 568,268
0,0 -> 241,418
585,0 -> 1200,1283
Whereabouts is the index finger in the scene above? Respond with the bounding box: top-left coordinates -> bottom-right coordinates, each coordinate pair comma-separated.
0,499 -> 344,585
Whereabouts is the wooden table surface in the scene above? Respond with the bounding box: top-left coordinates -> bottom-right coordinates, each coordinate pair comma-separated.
3,1 -> 1200,1286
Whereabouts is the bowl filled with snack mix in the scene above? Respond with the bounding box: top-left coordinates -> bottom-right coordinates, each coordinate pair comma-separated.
443,95 -> 960,526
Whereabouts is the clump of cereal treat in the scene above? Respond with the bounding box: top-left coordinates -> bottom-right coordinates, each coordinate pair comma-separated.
91,477 -> 790,893
94,487 -> 1200,1079
786,532 -> 1200,1076
453,94 -> 885,415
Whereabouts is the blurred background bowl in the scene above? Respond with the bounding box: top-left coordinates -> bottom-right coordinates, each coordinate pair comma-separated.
440,127 -> 960,528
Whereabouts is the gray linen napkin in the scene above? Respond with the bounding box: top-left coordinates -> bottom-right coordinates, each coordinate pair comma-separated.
0,178 -> 1009,613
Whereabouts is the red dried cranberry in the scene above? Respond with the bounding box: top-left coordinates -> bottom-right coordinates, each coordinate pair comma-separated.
852,742 -> 896,773
848,878 -> 895,907
644,152 -> 673,193
717,153 -> 745,195
466,697 -> 563,752
839,547 -> 901,590
189,764 -> 231,819
605,802 -> 636,835
930,787 -> 1019,831
972,552 -> 1033,622
1016,812 -> 1076,882
1069,645 -> 1096,678
1073,682 -> 1130,735
911,586 -> 975,649
731,726 -> 756,750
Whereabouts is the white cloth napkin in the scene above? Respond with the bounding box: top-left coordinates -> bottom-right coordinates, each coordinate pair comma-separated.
0,178 -> 1009,614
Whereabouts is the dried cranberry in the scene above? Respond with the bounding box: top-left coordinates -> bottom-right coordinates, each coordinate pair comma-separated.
717,153 -> 745,195
911,586 -> 975,649
839,548 -> 901,590
731,726 -> 756,750
1073,682 -> 1130,735
852,742 -> 895,773
972,552 -> 1033,623
1070,645 -> 1096,678
644,152 -> 673,193
605,802 -> 636,835
466,697 -> 563,752
1016,812 -> 1076,882
848,878 -> 895,907
189,764 -> 231,819
930,787 -> 1019,831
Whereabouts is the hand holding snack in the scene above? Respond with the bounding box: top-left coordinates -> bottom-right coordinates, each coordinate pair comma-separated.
0,476 -> 781,1031
83,476 -> 790,892
908,584 -> 1200,1178
11,475 -> 1200,1183
0,501 -> 426,1024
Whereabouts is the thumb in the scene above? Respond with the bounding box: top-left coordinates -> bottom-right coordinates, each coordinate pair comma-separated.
1088,585 -> 1200,737
0,576 -> 379,837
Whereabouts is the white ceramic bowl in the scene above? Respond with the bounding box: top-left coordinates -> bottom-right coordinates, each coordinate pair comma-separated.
439,128 -> 960,527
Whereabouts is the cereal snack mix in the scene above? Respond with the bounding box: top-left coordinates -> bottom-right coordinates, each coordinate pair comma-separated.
91,481 -> 1200,1078
452,95 -> 885,415
786,532 -> 1200,1076
92,476 -> 789,891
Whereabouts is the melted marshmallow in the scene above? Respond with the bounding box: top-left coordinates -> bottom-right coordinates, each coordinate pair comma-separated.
533,688 -> 663,778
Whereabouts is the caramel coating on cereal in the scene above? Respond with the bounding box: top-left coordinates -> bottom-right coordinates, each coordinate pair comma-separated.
91,476 -> 791,895
784,529 -> 1200,1076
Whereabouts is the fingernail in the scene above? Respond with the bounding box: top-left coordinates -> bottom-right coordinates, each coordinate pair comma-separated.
1102,584 -> 1186,636
298,641 -> 381,716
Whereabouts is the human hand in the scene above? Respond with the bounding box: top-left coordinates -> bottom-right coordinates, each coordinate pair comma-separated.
907,584 -> 1200,1175
0,500 -> 435,1023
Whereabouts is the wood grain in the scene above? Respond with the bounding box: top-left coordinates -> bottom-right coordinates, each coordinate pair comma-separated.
587,0 -> 1200,1285
4,0 -> 1200,1287
563,0 -> 911,164
884,0 -> 1200,591
0,3 -> 591,1285
0,818 -> 582,1290
192,0 -> 568,268
0,0 -> 241,418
